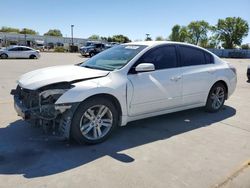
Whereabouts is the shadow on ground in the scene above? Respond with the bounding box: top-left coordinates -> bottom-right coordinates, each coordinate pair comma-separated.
0,106 -> 236,178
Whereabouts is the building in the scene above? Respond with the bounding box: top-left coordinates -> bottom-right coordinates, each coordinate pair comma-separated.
0,32 -> 88,49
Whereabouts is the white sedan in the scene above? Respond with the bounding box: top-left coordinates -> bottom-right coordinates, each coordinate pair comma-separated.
0,46 -> 40,59
11,41 -> 237,144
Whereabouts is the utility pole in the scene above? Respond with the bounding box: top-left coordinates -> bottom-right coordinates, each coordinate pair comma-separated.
24,33 -> 27,46
71,25 -> 74,46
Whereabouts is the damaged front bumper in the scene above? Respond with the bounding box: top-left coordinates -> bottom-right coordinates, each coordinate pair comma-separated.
11,86 -> 79,139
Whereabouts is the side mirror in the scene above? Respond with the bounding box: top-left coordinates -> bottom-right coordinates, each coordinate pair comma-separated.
135,63 -> 155,73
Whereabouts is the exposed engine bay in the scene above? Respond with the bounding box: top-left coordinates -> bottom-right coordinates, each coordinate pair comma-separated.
11,82 -> 79,138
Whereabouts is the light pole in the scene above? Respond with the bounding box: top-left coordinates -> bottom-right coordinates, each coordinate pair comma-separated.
24,32 -> 27,46
71,25 -> 74,46
145,33 -> 150,41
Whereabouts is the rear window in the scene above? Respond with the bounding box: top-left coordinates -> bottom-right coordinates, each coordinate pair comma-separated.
180,46 -> 206,66
204,52 -> 214,64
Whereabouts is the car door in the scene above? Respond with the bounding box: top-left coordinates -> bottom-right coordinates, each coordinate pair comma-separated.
95,44 -> 103,53
7,47 -> 21,58
178,45 -> 216,106
21,47 -> 32,58
127,45 -> 182,116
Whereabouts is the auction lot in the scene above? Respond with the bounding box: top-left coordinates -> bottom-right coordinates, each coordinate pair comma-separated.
0,53 -> 250,188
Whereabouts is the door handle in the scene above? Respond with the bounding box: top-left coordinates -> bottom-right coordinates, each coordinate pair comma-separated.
170,76 -> 181,81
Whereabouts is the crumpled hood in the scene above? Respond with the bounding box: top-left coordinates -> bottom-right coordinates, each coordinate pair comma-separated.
18,65 -> 109,90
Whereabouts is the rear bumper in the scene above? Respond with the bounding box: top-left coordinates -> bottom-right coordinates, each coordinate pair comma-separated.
228,75 -> 237,98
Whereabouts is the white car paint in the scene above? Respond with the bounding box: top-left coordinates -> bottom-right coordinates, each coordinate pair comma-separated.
0,46 -> 40,59
16,41 -> 237,127
18,65 -> 109,90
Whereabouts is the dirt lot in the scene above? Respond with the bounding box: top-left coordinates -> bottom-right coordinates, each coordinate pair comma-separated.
0,53 -> 250,188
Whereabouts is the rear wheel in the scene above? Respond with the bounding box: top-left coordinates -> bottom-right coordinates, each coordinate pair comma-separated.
205,83 -> 226,112
71,97 -> 118,144
0,53 -> 8,59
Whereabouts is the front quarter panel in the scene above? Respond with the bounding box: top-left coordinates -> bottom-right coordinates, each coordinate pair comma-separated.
55,73 -> 128,116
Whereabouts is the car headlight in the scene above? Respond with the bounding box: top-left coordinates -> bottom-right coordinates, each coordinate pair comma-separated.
38,83 -> 74,105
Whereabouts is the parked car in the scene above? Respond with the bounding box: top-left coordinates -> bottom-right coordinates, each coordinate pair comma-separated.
0,46 -> 40,59
80,43 -> 106,57
247,65 -> 250,80
11,41 -> 237,144
105,42 -> 119,49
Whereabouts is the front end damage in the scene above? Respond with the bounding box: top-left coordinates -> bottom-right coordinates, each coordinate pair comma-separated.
10,83 -> 79,139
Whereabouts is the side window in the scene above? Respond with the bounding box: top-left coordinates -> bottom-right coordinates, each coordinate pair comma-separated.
22,47 -> 31,51
138,46 -> 178,70
204,52 -> 214,64
180,46 -> 206,66
8,47 -> 19,51
96,44 -> 101,48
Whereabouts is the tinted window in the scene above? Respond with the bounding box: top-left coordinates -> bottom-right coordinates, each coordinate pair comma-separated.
95,44 -> 102,48
138,46 -> 178,70
204,52 -> 214,64
180,46 -> 206,66
8,47 -> 20,51
22,47 -> 32,51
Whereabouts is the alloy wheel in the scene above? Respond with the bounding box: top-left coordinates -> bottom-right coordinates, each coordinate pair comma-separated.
79,105 -> 113,140
210,86 -> 225,110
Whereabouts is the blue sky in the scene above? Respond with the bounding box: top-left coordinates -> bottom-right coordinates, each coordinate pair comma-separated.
1,0 -> 250,43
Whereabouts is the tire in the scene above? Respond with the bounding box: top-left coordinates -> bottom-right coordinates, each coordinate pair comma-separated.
71,97 -> 118,144
29,55 -> 36,59
90,52 -> 95,57
205,83 -> 226,112
0,53 -> 8,59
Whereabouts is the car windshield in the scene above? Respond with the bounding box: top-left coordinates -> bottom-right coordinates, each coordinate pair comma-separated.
81,45 -> 147,71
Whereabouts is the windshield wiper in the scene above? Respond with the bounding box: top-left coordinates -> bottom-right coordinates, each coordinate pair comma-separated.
83,65 -> 112,71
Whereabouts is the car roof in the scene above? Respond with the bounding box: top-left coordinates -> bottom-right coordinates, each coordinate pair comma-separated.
9,45 -> 33,49
124,41 -> 214,55
125,41 -> 198,47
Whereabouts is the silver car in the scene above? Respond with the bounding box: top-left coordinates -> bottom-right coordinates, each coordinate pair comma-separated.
0,46 -> 40,59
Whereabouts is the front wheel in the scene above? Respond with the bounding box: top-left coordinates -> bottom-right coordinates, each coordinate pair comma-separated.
89,52 -> 95,57
205,83 -> 226,112
29,55 -> 36,59
71,98 -> 118,144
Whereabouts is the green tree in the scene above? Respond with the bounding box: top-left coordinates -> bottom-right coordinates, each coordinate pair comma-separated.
145,37 -> 152,41
44,29 -> 63,37
169,25 -> 189,42
19,28 -> 37,35
241,44 -> 249,49
179,26 -> 189,42
111,35 -> 131,43
187,20 -> 210,45
155,36 -> 165,41
88,34 -> 100,40
0,26 -> 20,33
169,25 -> 181,41
100,36 -> 108,41
107,37 -> 113,42
215,17 -> 249,49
